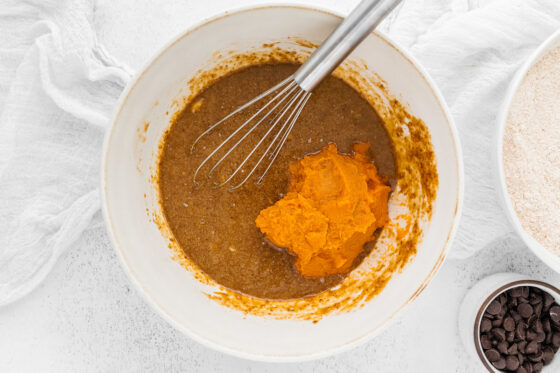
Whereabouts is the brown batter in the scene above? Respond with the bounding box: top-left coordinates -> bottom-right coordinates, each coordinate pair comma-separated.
158,63 -> 396,300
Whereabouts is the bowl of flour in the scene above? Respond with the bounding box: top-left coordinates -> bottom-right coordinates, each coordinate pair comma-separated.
496,29 -> 560,273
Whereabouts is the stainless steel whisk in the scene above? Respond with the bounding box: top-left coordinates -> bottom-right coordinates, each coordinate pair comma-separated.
192,0 -> 402,189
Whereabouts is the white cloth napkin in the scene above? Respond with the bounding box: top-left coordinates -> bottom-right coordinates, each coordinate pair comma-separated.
0,0 -> 131,307
1,0 -> 559,307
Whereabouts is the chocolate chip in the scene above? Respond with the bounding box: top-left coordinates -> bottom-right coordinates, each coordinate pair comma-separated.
522,287 -> 530,298
526,340 -> 539,354
534,319 -> 543,333
530,293 -> 542,306
504,317 -> 516,332
517,322 -> 527,340
528,350 -> 543,362
516,366 -> 527,373
499,293 -> 508,305
544,293 -> 555,310
486,348 -> 501,362
493,357 -> 507,370
481,334 -> 492,349
543,346 -> 555,365
498,341 -> 509,354
493,318 -> 504,327
552,333 -> 560,347
512,310 -> 522,322
518,352 -> 525,365
519,341 -> 528,353
505,355 -> 520,370
481,318 -> 492,333
519,303 -> 534,319
543,318 -> 551,333
511,287 -> 523,297
484,311 -> 495,320
507,331 -> 515,343
508,343 -> 519,355
527,329 -> 537,341
523,361 -> 533,373
520,297 -> 529,304
494,328 -> 506,342
488,300 -> 502,315
550,306 -> 560,323
534,302 -> 543,317
533,362 -> 543,373
536,331 -> 546,343
528,314 -> 538,329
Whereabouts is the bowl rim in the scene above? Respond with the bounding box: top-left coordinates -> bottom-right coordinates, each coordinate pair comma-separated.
473,279 -> 560,372
495,29 -> 560,274
100,2 -> 465,361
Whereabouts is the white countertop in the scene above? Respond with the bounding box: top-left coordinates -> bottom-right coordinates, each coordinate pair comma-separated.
2,0 -> 560,371
4,226 -> 560,372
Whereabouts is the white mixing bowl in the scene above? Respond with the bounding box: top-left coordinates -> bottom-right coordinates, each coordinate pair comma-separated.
101,5 -> 463,361
495,29 -> 560,274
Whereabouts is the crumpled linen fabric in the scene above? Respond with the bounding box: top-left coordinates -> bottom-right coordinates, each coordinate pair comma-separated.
1,0 -> 559,306
0,0 -> 131,307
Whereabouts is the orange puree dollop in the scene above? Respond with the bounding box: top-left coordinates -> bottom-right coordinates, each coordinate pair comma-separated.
255,143 -> 391,278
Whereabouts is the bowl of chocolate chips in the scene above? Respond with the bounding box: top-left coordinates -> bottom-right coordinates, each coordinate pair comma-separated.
460,273 -> 560,372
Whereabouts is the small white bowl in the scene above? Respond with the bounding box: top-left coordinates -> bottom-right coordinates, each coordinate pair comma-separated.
459,273 -> 560,372
102,5 -> 463,361
495,29 -> 560,274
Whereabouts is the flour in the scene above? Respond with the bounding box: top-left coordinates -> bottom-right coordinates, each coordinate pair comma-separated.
504,46 -> 560,256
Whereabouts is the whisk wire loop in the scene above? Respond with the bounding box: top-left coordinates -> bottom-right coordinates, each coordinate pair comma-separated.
257,92 -> 311,185
211,84 -> 300,186
190,76 -> 294,153
192,77 -> 296,185
228,89 -> 308,190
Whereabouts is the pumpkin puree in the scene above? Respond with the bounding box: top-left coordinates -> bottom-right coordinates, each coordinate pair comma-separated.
256,143 -> 391,278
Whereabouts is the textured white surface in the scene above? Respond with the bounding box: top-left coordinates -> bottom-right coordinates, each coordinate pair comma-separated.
2,0 -> 560,371
2,227 -> 560,372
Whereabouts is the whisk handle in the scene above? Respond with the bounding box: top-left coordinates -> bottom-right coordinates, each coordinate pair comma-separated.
293,0 -> 402,92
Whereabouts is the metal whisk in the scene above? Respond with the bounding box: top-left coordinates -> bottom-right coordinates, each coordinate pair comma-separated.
192,0 -> 402,189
